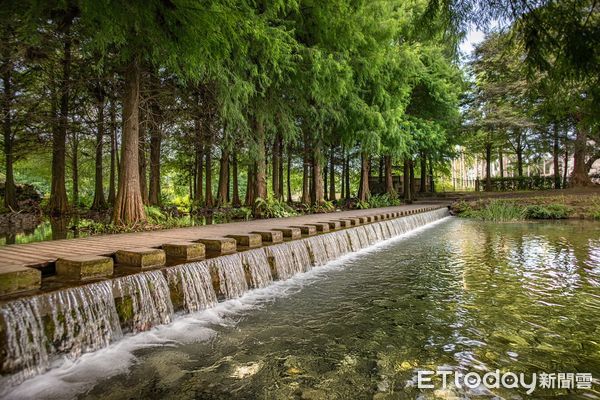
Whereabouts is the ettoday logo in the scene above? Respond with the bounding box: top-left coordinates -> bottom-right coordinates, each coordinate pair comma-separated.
417,369 -> 593,395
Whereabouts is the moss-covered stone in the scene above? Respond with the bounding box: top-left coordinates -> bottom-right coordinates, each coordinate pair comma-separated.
195,238 -> 237,255
55,255 -> 113,281
289,225 -> 317,236
306,223 -> 330,233
250,230 -> 284,243
162,242 -> 205,262
321,221 -> 341,230
271,227 -> 301,240
0,265 -> 41,296
225,234 -> 263,249
115,248 -> 166,269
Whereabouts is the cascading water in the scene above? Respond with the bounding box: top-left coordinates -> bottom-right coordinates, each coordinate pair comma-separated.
113,270 -> 173,333
0,297 -> 47,389
241,249 -> 273,289
210,254 -> 249,299
266,242 -> 307,280
46,281 -> 121,357
0,207 -> 449,394
165,262 -> 217,313
0,281 -> 122,392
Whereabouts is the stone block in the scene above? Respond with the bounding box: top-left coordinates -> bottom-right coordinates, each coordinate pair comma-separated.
289,225 -> 317,236
195,238 -> 237,255
271,227 -> 302,240
226,234 -> 263,249
336,220 -> 352,228
0,265 -> 41,296
162,242 -> 205,261
306,223 -> 330,233
321,221 -> 341,230
56,255 -> 113,281
115,248 -> 166,269
251,230 -> 284,243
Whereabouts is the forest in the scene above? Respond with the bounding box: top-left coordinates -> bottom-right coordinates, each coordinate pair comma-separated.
1,0 -> 598,227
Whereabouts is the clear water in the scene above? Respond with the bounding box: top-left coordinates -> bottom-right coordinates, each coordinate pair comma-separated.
7,217 -> 600,399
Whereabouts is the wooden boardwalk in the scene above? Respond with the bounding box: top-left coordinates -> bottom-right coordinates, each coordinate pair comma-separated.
0,203 -> 447,271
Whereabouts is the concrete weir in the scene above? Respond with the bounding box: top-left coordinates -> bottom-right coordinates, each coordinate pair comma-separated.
0,205 -> 449,388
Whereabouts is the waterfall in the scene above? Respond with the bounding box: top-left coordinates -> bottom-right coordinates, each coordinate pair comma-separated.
165,262 -> 217,313
306,236 -> 329,266
241,249 -> 273,289
209,254 -> 248,299
346,229 -> 361,252
0,281 -> 122,392
0,298 -> 48,389
113,270 -> 173,333
46,281 -> 121,357
266,241 -> 310,280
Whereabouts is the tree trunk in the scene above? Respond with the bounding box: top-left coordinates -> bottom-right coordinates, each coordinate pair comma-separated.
138,105 -> 148,205
420,153 -> 426,193
108,97 -> 117,205
194,118 -> 204,204
232,153 -> 240,207
217,148 -> 229,206
245,163 -> 255,206
91,95 -> 107,210
344,150 -> 350,201
378,156 -> 383,184
49,23 -> 72,215
254,118 -> 267,201
1,36 -> 17,210
409,159 -> 416,198
71,132 -> 79,207
301,133 -> 310,204
358,151 -> 370,202
323,157 -> 328,202
113,57 -> 146,225
329,146 -> 336,201
286,145 -> 293,203
516,147 -> 523,178
570,117 -> 591,186
205,133 -> 213,207
429,160 -> 435,193
552,123 -> 561,189
563,137 -> 569,188
311,140 -> 324,205
384,155 -> 394,195
485,143 -> 492,191
272,133 -> 281,200
148,94 -> 162,206
403,160 -> 412,203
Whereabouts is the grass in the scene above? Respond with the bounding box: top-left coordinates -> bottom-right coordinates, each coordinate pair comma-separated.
455,199 -> 573,221
453,188 -> 599,220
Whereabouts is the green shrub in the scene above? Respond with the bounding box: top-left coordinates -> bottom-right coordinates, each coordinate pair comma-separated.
254,197 -> 298,218
144,205 -> 167,223
523,204 -> 571,219
368,193 -> 401,208
356,200 -> 370,209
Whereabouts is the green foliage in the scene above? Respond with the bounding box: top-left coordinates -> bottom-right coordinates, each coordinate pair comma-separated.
523,204 -> 571,220
254,197 -> 298,218
368,194 -> 401,208
467,200 -> 525,221
356,200 -> 370,210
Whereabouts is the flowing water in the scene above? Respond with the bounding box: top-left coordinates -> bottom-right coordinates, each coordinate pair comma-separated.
3,213 -> 600,399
